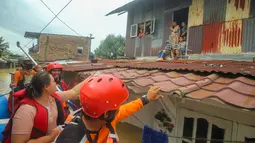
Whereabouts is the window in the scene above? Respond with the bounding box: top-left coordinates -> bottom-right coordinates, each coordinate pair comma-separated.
77,46 -> 83,56
130,24 -> 138,38
130,17 -> 156,38
179,109 -> 232,143
145,17 -> 155,35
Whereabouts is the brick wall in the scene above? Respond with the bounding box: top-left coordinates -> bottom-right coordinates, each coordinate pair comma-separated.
31,34 -> 90,62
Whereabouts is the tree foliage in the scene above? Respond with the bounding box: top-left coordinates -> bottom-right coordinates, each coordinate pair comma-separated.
0,37 -> 10,57
95,34 -> 125,59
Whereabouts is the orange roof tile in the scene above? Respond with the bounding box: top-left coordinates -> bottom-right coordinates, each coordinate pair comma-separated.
76,68 -> 255,110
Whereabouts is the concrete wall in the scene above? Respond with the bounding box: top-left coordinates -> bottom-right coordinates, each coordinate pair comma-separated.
30,34 -> 90,62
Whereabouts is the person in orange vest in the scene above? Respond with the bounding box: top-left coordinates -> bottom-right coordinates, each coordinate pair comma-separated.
46,63 -> 75,115
12,59 -> 36,92
2,71 -> 95,143
54,74 -> 162,143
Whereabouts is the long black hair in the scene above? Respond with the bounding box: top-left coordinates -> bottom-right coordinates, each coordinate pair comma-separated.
26,71 -> 52,98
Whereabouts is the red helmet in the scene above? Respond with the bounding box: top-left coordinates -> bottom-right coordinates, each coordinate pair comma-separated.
80,74 -> 129,118
46,62 -> 63,72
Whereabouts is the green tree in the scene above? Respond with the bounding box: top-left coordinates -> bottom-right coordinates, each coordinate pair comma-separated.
95,34 -> 125,59
0,37 -> 9,57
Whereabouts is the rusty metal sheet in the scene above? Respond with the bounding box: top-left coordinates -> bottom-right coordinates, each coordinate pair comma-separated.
250,0 -> 255,18
188,5 -> 204,27
188,26 -> 203,53
192,0 -> 204,6
242,18 -> 255,52
203,0 -> 227,24
220,20 -> 242,54
202,22 -> 223,53
225,0 -> 250,21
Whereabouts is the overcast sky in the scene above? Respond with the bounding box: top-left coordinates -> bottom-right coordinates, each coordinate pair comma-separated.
0,0 -> 129,55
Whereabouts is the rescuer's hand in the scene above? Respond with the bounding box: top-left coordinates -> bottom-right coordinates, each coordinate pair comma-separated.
147,86 -> 163,102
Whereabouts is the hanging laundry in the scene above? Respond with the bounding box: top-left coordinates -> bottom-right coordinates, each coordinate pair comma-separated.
142,125 -> 168,143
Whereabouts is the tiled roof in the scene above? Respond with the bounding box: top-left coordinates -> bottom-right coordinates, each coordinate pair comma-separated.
77,68 -> 255,110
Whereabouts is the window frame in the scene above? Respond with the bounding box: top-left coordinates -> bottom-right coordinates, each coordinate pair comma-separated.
178,108 -> 232,143
130,24 -> 138,38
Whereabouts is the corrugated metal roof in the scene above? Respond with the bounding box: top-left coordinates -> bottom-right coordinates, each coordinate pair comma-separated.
63,60 -> 255,76
188,26 -> 203,53
225,0 -> 250,21
105,0 -> 166,16
203,0 -> 226,24
242,18 -> 255,52
77,68 -> 255,110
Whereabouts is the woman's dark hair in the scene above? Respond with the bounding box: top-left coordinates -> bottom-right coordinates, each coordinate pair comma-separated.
26,71 -> 52,98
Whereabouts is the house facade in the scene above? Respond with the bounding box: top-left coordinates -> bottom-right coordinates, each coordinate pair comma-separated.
25,32 -> 91,62
107,0 -> 255,58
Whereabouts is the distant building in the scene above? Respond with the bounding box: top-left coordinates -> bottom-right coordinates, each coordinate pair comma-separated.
25,32 -> 92,62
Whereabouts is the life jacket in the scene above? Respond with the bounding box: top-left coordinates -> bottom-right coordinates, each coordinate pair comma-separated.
2,89 -> 66,143
54,109 -> 119,143
57,81 -> 69,91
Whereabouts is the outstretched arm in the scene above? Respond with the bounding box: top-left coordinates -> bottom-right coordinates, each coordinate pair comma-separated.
57,72 -> 97,101
114,87 -> 162,123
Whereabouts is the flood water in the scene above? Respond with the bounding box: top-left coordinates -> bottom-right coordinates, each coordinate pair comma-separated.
0,68 -> 142,142
0,68 -> 15,95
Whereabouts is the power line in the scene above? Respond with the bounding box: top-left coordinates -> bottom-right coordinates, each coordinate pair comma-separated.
39,0 -> 82,36
24,0 -> 74,48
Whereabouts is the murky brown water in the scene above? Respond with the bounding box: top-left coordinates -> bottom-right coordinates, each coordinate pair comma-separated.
0,68 -> 142,142
0,68 -> 15,95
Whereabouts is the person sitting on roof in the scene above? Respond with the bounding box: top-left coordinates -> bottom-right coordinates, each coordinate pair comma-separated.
53,74 -> 162,143
171,36 -> 186,60
157,41 -> 173,61
2,71 -> 94,143
46,63 -> 74,115
12,59 -> 36,92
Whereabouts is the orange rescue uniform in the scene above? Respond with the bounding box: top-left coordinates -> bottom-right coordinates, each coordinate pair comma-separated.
64,98 -> 144,143
13,70 -> 36,86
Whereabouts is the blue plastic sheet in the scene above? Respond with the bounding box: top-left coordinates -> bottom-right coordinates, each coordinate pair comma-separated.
0,95 -> 9,119
142,125 -> 168,143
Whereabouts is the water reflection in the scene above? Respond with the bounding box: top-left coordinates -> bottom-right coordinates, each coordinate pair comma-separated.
0,68 -> 15,95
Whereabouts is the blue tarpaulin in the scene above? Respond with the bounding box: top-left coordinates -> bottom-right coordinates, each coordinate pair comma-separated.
142,125 -> 168,143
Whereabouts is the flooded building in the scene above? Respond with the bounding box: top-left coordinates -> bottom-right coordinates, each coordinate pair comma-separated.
106,0 -> 255,58
25,32 -> 92,62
